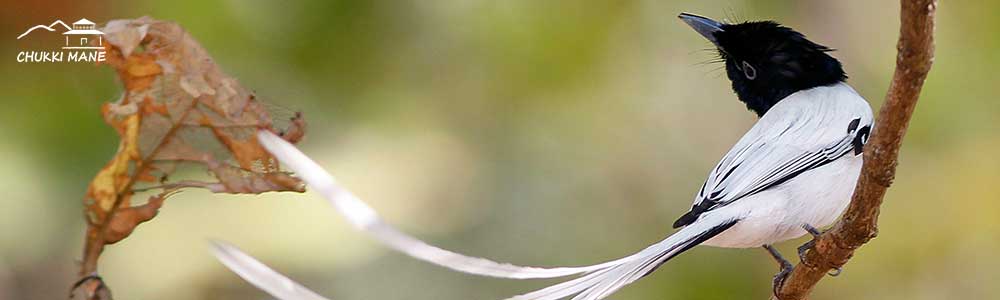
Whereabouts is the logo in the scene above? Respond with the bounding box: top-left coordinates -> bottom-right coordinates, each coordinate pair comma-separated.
16,18 -> 107,63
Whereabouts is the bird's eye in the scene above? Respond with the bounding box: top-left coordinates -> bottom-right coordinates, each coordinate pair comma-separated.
742,61 -> 757,80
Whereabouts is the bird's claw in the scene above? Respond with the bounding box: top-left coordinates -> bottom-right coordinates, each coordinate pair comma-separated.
797,224 -> 845,278
797,239 -> 815,262
797,224 -> 822,261
763,244 -> 795,296
772,261 -> 794,296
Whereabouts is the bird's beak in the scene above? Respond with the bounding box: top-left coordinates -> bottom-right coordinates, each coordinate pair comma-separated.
678,13 -> 723,46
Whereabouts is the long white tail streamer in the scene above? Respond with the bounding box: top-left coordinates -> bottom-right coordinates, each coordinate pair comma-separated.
504,215 -> 736,300
254,130 -> 636,279
209,218 -> 730,300
231,130 -> 734,300
210,240 -> 331,300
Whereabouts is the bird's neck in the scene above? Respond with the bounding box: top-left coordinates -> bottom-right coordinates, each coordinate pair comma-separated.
732,79 -> 847,117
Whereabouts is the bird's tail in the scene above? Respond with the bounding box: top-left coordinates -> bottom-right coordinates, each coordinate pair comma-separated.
211,241 -> 332,300
254,130 -> 634,279
246,130 -> 739,300
505,216 -> 737,300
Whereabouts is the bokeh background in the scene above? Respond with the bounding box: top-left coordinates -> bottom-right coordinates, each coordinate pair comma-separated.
1,0 -> 998,299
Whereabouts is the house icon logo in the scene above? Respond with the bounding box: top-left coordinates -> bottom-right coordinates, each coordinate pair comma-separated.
62,19 -> 105,49
16,18 -> 107,63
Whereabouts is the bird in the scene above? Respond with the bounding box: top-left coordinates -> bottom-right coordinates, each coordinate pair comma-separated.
214,12 -> 874,300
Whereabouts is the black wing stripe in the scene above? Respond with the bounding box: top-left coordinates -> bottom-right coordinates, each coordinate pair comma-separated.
853,125 -> 871,155
718,162 -> 741,183
676,134 -> 857,227
745,155 -> 830,196
747,138 -> 850,193
642,218 -> 738,277
742,140 -> 853,197
701,142 -> 765,199
753,152 -> 816,188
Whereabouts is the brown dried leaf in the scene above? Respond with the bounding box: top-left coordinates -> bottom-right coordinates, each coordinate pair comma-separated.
83,16 -> 306,247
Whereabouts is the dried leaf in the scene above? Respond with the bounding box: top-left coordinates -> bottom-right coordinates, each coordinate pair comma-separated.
83,16 -> 307,248
102,18 -> 150,58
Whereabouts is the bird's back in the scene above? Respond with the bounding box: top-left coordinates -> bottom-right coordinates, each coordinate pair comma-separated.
696,82 -> 873,248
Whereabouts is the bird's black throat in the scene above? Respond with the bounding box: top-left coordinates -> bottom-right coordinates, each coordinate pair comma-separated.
713,21 -> 847,117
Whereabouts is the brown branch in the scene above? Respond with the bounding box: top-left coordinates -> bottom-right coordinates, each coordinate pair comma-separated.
774,0 -> 937,299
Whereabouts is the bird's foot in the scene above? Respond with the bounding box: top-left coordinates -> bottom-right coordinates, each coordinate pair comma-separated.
763,244 -> 794,296
796,224 -> 823,261
797,224 -> 843,277
772,263 -> 794,296
796,239 -> 815,262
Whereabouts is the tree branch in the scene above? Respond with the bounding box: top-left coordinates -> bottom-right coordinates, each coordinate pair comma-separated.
774,0 -> 937,299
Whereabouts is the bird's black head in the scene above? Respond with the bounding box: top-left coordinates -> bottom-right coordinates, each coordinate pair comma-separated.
679,13 -> 846,116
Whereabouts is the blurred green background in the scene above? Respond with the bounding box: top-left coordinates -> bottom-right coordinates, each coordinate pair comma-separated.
1,0 -> 997,299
